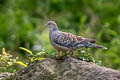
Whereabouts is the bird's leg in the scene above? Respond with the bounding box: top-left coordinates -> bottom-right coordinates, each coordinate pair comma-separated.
64,50 -> 70,58
58,51 -> 62,57
69,51 -> 74,57
57,51 -> 60,57
66,50 -> 70,55
53,51 -> 62,60
59,51 -> 62,56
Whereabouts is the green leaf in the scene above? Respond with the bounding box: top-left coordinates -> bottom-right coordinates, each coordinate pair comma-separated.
19,47 -> 32,54
14,61 -> 27,67
33,58 -> 45,61
108,29 -> 117,36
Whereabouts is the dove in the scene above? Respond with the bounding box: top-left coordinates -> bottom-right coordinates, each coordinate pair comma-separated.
45,21 -> 107,56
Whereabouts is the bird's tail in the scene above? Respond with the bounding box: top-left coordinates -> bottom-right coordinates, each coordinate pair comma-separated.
84,43 -> 107,50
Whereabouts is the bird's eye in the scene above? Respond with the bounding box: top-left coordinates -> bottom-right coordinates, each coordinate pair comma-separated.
48,23 -> 51,25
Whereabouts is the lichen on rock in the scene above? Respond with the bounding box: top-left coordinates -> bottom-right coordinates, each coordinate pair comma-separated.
14,58 -> 120,80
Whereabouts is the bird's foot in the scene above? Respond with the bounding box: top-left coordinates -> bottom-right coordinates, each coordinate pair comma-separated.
52,53 -> 70,60
51,55 -> 63,60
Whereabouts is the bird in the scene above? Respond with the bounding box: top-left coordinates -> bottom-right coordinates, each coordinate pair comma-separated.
45,21 -> 107,56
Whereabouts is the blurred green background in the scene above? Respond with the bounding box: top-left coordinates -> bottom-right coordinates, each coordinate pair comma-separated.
0,0 -> 120,70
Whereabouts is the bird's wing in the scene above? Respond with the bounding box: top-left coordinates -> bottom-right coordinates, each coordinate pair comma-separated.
77,36 -> 96,43
53,31 -> 94,49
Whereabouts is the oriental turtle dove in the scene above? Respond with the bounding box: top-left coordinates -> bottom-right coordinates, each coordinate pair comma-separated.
45,21 -> 107,56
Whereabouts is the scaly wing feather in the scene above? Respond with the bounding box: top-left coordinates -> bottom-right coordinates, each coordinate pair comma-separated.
53,31 -> 94,49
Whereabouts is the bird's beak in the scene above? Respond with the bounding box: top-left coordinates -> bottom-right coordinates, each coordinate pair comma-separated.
45,23 -> 48,27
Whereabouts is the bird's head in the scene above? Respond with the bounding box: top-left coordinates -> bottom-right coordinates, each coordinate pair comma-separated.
45,21 -> 57,27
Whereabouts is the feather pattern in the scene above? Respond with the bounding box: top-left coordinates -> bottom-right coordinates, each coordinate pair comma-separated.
45,21 -> 107,56
51,31 -> 96,50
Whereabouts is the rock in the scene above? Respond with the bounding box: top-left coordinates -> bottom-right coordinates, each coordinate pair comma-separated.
0,72 -> 14,80
14,58 -> 120,80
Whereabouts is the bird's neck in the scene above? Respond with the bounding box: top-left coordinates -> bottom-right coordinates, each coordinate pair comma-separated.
49,26 -> 58,42
50,26 -> 59,32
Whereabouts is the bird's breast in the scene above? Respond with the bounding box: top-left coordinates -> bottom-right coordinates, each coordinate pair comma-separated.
49,31 -> 69,51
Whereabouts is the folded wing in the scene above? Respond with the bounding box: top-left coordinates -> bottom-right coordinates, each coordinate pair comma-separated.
53,31 -> 95,49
